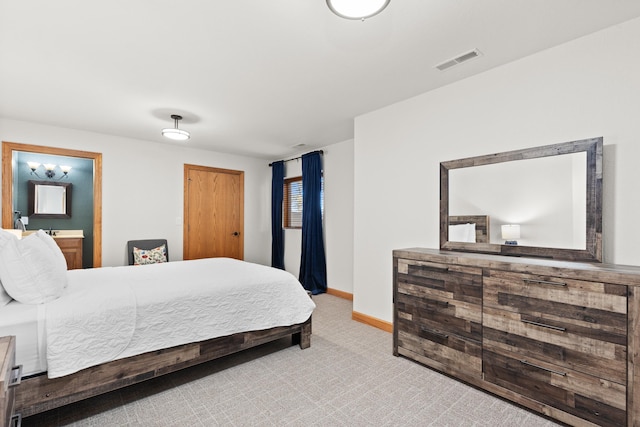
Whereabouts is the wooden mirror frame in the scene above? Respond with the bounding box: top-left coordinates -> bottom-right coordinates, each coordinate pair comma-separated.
440,137 -> 602,262
28,180 -> 72,218
2,141 -> 103,267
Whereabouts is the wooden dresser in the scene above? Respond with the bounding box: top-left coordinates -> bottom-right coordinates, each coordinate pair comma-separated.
393,248 -> 640,427
0,336 -> 20,427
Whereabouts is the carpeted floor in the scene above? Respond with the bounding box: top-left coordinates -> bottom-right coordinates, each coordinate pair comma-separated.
22,294 -> 560,426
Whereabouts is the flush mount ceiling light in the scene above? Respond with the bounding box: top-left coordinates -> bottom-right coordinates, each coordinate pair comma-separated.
326,0 -> 390,20
162,114 -> 190,141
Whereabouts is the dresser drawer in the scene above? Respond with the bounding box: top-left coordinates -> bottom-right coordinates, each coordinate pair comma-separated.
483,269 -> 627,384
397,259 -> 483,304
396,259 -> 482,378
484,347 -> 626,427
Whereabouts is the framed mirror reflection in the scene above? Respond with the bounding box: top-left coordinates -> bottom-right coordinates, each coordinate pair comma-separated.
440,137 -> 602,262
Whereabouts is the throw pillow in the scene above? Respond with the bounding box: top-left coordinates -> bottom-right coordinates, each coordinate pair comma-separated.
133,244 -> 167,265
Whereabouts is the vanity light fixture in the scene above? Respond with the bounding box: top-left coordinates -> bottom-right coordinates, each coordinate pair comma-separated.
501,224 -> 521,246
43,163 -> 57,178
28,162 -> 71,179
162,114 -> 190,141
326,0 -> 390,20
27,161 -> 41,177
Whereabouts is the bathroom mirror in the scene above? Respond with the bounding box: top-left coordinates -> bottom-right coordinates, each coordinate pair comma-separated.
440,137 -> 602,262
28,180 -> 72,218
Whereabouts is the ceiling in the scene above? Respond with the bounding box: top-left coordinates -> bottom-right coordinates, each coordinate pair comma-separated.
2,1 -> 640,160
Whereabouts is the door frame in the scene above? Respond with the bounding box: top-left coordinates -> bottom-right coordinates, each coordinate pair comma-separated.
183,164 -> 244,260
2,141 -> 103,267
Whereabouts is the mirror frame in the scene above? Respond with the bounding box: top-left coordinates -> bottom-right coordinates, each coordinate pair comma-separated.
440,137 -> 602,262
28,180 -> 72,218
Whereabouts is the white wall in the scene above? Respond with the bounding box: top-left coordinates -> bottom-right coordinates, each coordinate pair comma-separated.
282,139 -> 354,294
353,17 -> 640,323
0,118 -> 272,267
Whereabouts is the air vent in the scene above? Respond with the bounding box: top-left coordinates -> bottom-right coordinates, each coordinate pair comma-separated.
435,49 -> 482,71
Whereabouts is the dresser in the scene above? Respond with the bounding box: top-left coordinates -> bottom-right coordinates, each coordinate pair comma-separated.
0,336 -> 20,427
393,248 -> 640,427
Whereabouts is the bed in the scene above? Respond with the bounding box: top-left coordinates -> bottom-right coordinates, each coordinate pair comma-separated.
0,231 -> 314,418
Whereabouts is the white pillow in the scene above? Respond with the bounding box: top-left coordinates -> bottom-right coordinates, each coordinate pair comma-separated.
35,230 -> 69,285
0,230 -> 18,306
448,223 -> 476,243
0,229 -> 68,304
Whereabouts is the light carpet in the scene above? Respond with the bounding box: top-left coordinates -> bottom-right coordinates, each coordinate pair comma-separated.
22,294 -> 560,426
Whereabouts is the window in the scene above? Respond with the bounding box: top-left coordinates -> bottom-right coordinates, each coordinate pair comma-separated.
283,176 -> 324,229
284,177 -> 303,228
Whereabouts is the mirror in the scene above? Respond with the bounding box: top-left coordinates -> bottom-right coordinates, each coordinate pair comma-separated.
440,137 -> 602,262
28,180 -> 72,218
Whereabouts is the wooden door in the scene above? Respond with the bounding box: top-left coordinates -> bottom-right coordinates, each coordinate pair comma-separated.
183,164 -> 244,260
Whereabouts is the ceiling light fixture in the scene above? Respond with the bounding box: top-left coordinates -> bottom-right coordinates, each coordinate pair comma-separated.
162,114 -> 190,141
326,0 -> 390,20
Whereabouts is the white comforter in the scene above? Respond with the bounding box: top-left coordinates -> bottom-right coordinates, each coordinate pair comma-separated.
44,258 -> 315,378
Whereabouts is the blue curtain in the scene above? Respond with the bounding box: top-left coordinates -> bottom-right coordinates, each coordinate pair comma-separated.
271,161 -> 285,269
299,151 -> 327,294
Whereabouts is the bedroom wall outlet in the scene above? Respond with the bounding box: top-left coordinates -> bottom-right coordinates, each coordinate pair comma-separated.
21,216 -> 28,225
175,217 -> 182,226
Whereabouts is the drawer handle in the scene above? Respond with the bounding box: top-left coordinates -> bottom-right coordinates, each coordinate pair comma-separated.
9,364 -> 22,387
11,413 -> 22,427
430,300 -> 449,308
520,360 -> 567,376
421,327 -> 449,340
523,279 -> 566,287
521,319 -> 566,332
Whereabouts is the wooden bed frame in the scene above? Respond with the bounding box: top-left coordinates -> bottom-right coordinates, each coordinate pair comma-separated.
449,215 -> 490,243
14,317 -> 311,418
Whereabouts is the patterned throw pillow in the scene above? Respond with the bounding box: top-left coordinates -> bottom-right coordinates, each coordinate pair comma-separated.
133,245 -> 167,265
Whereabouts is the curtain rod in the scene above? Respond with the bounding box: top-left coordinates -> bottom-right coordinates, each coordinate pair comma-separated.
268,150 -> 323,167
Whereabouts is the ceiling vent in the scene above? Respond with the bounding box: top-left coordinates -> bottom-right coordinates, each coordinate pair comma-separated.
435,49 -> 482,71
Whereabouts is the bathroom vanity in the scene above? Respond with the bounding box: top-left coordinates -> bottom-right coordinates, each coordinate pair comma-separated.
22,230 -> 84,270
54,235 -> 83,270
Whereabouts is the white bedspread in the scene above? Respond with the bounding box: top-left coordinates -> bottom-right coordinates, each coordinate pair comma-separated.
44,258 -> 315,378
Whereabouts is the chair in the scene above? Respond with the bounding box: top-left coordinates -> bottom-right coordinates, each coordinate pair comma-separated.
127,239 -> 169,265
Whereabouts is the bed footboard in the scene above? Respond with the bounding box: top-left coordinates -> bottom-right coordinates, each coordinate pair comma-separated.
15,317 -> 311,418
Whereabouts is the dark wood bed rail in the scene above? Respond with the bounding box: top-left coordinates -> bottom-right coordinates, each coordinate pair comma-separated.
15,317 -> 311,418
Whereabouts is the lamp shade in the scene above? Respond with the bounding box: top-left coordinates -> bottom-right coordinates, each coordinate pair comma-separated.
501,224 -> 521,240
327,0 -> 390,20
